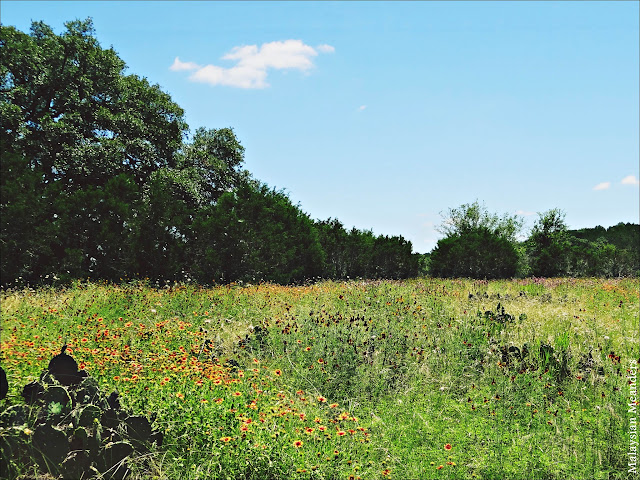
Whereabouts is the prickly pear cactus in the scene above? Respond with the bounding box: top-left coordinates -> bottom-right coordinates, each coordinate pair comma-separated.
0,349 -> 164,479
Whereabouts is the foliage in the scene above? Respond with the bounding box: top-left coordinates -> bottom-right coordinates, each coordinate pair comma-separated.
190,182 -> 325,284
0,19 -> 186,188
527,213 -> 639,278
430,202 -> 522,279
526,209 -> 571,277
0,353 -> 162,479
429,227 -> 520,279
437,200 -> 523,243
314,220 -> 419,280
566,223 -> 640,277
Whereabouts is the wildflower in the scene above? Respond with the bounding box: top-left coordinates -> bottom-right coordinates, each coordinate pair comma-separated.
232,391 -> 242,397
293,440 -> 303,448
337,430 -> 346,436
305,347 -> 311,351
220,436 -> 232,442
329,403 -> 338,408
317,396 -> 327,403
274,369 -> 282,376
382,469 -> 391,476
318,426 -> 327,432
318,358 -> 324,364
444,443 -> 452,451
176,392 -> 184,399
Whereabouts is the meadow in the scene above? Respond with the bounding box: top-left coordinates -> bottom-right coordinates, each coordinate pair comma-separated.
1,277 -> 638,480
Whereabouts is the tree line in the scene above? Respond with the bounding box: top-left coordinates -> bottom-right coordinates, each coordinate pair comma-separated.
1,19 -> 637,287
425,203 -> 639,279
0,19 -> 418,287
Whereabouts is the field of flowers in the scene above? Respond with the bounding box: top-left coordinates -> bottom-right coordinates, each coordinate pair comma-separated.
1,277 -> 638,479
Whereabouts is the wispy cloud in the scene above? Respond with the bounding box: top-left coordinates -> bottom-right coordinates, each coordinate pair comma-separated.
358,105 -> 367,112
621,175 -> 640,187
171,40 -> 334,89
316,44 -> 335,54
593,182 -> 611,191
169,57 -> 200,72
515,210 -> 535,216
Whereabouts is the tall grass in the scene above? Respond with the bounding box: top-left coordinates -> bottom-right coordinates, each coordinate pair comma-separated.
1,277 -> 638,479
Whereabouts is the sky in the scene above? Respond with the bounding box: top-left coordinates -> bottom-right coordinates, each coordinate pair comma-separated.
2,1 -> 638,253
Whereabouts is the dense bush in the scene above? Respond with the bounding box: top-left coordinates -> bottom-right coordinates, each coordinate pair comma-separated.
429,227 -> 519,279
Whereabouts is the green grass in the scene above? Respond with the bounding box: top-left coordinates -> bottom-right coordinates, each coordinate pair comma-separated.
1,277 -> 638,479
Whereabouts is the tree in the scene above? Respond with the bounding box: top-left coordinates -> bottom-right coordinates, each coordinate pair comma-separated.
527,209 -> 571,277
0,19 -> 200,284
191,182 -> 325,284
1,19 -> 186,188
429,201 -> 522,279
179,127 -> 248,203
437,200 -> 522,243
429,227 -> 519,279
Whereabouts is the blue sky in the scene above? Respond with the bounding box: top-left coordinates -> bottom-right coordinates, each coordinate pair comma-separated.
3,1 -> 638,253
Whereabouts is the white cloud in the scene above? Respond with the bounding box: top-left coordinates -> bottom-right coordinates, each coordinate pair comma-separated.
621,175 -> 640,186
317,44 -> 335,53
173,40 -> 334,89
169,57 -> 200,71
358,105 -> 367,111
593,182 -> 611,191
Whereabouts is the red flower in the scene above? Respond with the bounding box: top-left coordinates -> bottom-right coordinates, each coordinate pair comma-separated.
444,443 -> 452,450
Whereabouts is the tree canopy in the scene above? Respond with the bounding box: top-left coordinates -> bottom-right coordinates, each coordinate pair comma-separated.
430,202 -> 522,279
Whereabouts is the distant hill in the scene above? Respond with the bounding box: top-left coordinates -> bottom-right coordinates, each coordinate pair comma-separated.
567,222 -> 639,251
